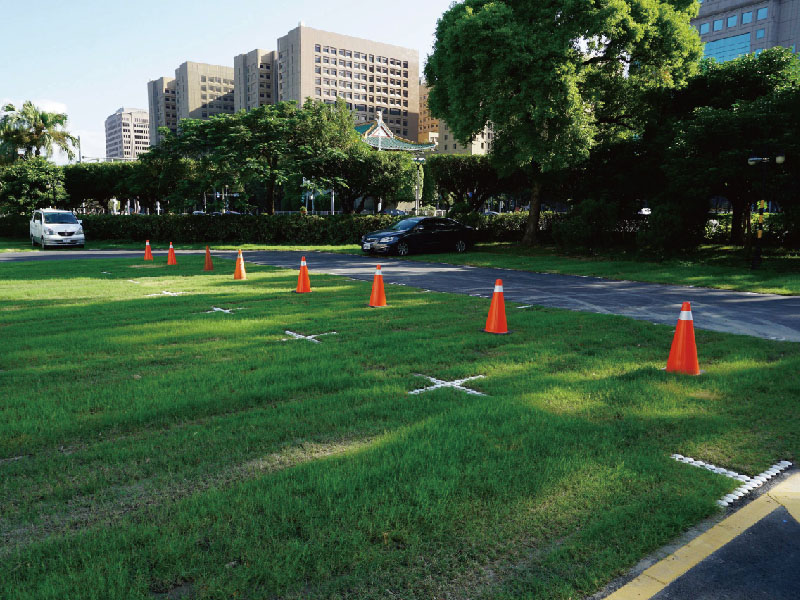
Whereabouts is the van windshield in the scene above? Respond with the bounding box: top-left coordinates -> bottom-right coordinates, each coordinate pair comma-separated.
44,213 -> 79,224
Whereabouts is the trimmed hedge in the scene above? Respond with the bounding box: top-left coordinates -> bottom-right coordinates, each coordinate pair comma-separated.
0,213 -> 538,244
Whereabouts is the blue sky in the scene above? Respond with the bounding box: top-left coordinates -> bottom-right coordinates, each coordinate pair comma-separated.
1,0 -> 454,161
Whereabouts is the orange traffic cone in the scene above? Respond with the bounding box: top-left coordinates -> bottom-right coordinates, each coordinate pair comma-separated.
144,240 -> 153,261
368,265 -> 386,307
233,249 -> 247,280
295,256 -> 311,293
484,279 -> 508,334
666,301 -> 700,375
167,242 -> 177,265
204,246 -> 214,271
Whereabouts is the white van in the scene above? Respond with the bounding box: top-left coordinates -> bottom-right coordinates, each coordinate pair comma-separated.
30,209 -> 85,249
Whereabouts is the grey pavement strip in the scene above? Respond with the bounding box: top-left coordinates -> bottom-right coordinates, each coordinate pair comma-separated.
3,249 -> 799,342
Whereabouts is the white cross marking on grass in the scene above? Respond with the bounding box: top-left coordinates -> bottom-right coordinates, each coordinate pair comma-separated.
146,291 -> 187,297
204,307 -> 245,314
409,374 -> 487,396
282,330 -> 338,343
671,454 -> 793,507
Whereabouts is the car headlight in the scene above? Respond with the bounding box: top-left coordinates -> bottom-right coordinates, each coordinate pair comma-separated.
76,227 -> 83,234
44,227 -> 55,235
379,236 -> 398,243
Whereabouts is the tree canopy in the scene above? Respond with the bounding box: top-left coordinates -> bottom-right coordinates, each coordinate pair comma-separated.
425,0 -> 703,243
0,101 -> 78,163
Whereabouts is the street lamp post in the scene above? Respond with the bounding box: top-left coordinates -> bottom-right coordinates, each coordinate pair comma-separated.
747,152 -> 785,269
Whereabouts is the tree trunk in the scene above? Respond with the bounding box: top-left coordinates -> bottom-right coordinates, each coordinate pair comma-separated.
265,176 -> 276,215
521,179 -> 542,246
730,197 -> 745,245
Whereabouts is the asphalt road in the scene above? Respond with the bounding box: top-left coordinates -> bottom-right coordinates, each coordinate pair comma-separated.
3,249 -> 799,342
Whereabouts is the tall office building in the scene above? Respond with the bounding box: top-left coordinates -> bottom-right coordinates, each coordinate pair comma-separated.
692,0 -> 800,62
105,107 -> 149,159
234,49 -> 277,111
175,61 -> 235,120
436,121 -> 493,156
276,24 -> 420,139
147,77 -> 177,147
418,81 -> 439,143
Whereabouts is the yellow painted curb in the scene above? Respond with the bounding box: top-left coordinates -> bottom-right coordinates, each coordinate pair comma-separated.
605,472 -> 800,600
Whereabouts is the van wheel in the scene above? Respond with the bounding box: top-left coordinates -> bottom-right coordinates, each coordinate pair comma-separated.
455,239 -> 467,253
40,237 -> 47,250
31,235 -> 35,247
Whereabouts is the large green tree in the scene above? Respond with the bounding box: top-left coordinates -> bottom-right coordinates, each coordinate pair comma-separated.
0,101 -> 78,163
425,0 -> 703,244
0,158 -> 67,215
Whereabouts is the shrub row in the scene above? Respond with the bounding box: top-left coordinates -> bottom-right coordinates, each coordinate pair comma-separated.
0,213 -> 542,244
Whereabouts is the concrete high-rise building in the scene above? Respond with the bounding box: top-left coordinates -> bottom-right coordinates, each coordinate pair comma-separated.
147,77 -> 177,147
692,0 -> 800,62
105,107 -> 149,159
276,24 -> 420,139
234,49 -> 277,112
175,61 -> 235,121
418,81 -> 439,143
436,121 -> 493,155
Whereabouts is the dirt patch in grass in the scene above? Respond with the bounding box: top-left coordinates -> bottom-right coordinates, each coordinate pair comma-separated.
0,437 -> 374,558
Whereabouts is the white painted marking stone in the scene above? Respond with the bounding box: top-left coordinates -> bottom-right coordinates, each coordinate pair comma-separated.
205,307 -> 245,314
146,291 -> 187,297
670,454 -> 793,507
409,374 -> 486,396
282,330 -> 337,343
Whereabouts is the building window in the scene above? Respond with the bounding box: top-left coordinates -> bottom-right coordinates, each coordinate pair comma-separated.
315,44 -> 321,52
727,15 -> 737,27
756,28 -> 765,38
700,22 -> 710,34
742,11 -> 753,23
713,19 -> 723,31
757,7 -> 767,19
704,32 -> 751,62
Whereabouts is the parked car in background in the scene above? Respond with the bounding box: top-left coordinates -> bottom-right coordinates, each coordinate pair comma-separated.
29,209 -> 85,249
380,208 -> 407,216
361,217 -> 474,256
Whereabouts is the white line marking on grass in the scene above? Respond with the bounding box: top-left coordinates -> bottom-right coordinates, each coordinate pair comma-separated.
516,305 -> 533,309
101,271 -> 112,274
671,454 -> 793,507
127,280 -> 140,284
281,330 -> 338,343
204,307 -> 245,314
409,374 -> 487,396
146,291 -> 187,297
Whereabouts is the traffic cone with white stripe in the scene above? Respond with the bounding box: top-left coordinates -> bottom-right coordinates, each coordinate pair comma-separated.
144,240 -> 153,261
233,250 -> 247,280
167,242 -> 177,265
295,256 -> 311,293
369,265 -> 386,307
204,246 -> 214,271
666,302 -> 700,375
484,279 -> 508,334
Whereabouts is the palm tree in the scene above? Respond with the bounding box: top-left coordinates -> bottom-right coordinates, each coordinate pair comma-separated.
0,101 -> 78,163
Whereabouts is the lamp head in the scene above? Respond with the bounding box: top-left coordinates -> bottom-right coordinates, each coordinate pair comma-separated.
776,153 -> 786,164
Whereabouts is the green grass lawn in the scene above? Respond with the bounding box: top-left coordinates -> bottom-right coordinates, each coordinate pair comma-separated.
1,254 -> 798,599
404,243 -> 800,296
0,237 -> 359,254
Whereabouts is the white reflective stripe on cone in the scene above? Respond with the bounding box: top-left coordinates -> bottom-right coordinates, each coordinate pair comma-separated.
494,285 -> 504,293
678,311 -> 693,321
375,269 -> 382,276
301,260 -> 306,266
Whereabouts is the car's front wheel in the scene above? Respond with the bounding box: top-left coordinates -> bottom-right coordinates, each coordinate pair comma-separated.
396,241 -> 410,256
455,239 -> 467,253
40,236 -> 47,250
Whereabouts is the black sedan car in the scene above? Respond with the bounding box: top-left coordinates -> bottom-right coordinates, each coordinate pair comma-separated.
361,217 -> 474,256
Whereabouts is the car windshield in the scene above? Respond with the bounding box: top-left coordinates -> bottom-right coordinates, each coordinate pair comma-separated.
389,218 -> 423,231
44,213 -> 78,224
